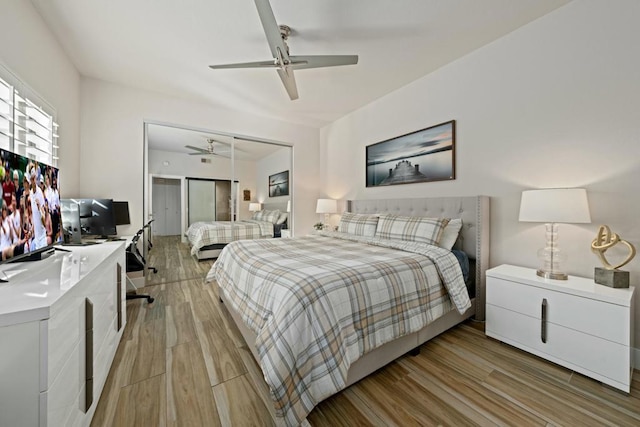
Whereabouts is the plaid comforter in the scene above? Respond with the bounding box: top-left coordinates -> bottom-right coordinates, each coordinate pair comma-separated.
187,220 -> 274,255
208,232 -> 471,426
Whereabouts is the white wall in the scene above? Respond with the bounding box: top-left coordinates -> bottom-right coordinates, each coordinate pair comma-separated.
80,77 -> 319,236
320,0 -> 640,346
0,0 -> 81,195
255,146 -> 294,228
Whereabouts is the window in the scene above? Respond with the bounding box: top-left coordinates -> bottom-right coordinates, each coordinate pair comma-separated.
0,67 -> 59,166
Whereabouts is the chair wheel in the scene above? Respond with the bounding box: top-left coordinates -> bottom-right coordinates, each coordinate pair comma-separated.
147,297 -> 155,303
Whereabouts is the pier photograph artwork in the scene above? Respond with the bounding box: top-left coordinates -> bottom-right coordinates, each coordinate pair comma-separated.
366,120 -> 455,187
269,170 -> 290,197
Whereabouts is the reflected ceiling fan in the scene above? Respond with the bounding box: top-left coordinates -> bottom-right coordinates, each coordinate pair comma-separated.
185,138 -> 232,157
209,0 -> 358,100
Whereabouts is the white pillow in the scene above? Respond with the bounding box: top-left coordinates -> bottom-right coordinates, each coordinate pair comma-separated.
439,218 -> 463,251
260,209 -> 281,224
338,212 -> 379,237
375,214 -> 449,245
276,212 -> 288,225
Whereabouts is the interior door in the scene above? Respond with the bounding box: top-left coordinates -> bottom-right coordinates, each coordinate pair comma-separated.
215,181 -> 231,221
152,177 -> 181,236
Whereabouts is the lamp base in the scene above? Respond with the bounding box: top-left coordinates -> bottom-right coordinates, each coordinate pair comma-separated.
536,269 -> 568,280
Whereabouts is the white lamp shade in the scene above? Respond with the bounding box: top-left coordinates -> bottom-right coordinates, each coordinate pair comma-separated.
519,188 -> 591,223
249,202 -> 262,212
316,199 -> 337,214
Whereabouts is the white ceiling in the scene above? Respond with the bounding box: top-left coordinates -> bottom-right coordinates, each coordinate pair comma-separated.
32,0 -> 569,131
146,123 -> 285,159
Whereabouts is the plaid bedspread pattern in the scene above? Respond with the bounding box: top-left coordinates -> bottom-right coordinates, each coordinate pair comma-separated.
187,220 -> 274,255
209,232 -> 470,426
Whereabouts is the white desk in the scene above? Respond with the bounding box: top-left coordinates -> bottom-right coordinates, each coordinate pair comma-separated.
0,241 -> 127,426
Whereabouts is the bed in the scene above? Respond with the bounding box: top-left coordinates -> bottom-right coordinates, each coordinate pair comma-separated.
208,196 -> 489,426
187,202 -> 289,259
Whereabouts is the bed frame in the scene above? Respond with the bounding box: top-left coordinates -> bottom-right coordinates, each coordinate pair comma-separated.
219,196 -> 490,420
195,201 -> 289,260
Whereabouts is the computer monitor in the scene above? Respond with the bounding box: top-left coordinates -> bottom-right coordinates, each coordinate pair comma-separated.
78,198 -> 117,238
113,201 -> 130,226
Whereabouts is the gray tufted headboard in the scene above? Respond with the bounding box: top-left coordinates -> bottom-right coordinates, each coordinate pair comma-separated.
347,196 -> 490,320
263,201 -> 289,213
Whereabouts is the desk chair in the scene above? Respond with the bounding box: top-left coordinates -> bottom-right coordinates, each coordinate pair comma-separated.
125,231 -> 154,303
142,220 -> 157,273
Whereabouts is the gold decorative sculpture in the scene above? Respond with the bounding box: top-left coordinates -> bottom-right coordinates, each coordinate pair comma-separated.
591,225 -> 636,288
591,225 -> 636,269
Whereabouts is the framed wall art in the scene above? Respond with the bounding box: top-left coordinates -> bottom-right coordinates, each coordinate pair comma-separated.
366,120 -> 455,187
269,170 -> 289,197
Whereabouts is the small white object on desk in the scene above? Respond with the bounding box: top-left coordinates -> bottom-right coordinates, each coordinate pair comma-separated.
486,264 -> 635,392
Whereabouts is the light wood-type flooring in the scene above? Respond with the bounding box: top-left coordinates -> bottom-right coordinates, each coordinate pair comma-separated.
92,235 -> 640,426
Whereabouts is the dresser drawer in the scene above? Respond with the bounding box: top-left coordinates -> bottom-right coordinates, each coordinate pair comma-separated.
487,304 -> 631,390
487,276 -> 629,344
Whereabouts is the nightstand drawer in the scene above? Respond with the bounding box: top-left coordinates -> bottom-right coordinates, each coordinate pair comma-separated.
487,276 -> 629,344
487,304 -> 631,389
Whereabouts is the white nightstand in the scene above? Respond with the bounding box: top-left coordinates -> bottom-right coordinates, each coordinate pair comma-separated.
280,229 -> 290,238
486,264 -> 635,392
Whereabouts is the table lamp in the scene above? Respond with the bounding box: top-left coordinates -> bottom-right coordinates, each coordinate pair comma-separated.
519,188 -> 591,280
316,199 -> 337,229
249,202 -> 262,212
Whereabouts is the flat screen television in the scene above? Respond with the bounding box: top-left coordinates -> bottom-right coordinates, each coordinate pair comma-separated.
113,201 -> 130,225
0,148 -> 62,263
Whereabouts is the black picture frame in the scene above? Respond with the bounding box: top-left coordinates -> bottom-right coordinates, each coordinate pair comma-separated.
366,120 -> 456,187
269,170 -> 289,197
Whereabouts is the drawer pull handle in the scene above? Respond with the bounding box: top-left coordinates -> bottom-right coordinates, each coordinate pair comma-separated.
541,298 -> 547,344
85,298 -> 94,412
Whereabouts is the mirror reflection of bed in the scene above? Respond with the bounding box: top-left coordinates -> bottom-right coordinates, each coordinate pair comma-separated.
187,201 -> 289,260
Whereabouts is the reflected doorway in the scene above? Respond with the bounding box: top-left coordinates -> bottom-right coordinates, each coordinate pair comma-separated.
187,178 -> 238,226
151,177 -> 182,236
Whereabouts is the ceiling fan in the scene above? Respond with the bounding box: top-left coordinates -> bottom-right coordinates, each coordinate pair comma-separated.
185,138 -> 231,157
209,0 -> 358,100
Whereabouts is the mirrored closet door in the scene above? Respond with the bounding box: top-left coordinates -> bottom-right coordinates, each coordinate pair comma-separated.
144,123 -> 292,254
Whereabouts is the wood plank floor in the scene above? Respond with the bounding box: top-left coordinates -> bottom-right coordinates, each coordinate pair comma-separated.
92,236 -> 640,426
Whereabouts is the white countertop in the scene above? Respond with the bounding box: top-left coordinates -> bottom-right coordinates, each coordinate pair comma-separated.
0,241 -> 125,327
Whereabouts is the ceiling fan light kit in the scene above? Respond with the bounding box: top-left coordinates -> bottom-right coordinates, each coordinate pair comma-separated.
209,0 -> 358,100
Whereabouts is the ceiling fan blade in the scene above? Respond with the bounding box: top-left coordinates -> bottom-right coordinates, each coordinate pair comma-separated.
277,68 -> 299,100
254,0 -> 290,62
185,145 -> 208,153
209,60 -> 277,69
289,55 -> 359,70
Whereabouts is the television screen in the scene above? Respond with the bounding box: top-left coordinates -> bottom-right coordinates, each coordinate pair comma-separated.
0,148 -> 62,263
113,201 -> 130,226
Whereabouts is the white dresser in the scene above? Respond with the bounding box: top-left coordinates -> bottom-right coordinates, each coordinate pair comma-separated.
486,264 -> 635,392
0,242 -> 127,426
